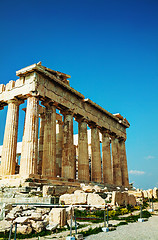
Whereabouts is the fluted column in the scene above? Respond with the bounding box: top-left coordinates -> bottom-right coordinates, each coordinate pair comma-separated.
61,111 -> 75,179
90,124 -> 102,182
38,112 -> 46,175
77,118 -> 89,181
111,136 -> 122,186
20,96 -> 39,177
119,139 -> 129,187
102,130 -> 112,184
56,119 -> 63,177
42,105 -> 56,177
1,99 -> 21,176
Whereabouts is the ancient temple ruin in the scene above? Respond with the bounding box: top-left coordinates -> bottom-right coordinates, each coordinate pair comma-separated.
0,62 -> 130,188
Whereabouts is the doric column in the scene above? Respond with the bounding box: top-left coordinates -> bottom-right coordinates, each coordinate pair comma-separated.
1,99 -> 22,176
61,110 -> 75,179
102,130 -> 113,184
20,96 -> 39,177
119,138 -> 129,187
38,112 -> 46,175
42,105 -> 56,177
77,118 -> 89,181
90,124 -> 102,183
111,136 -> 122,186
56,119 -> 63,177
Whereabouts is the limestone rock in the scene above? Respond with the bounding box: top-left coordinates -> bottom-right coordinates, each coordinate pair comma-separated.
128,190 -> 144,198
60,192 -> 87,205
30,212 -> 42,220
74,190 -> 84,194
143,190 -> 148,198
22,209 -> 34,216
147,189 -> 153,199
111,191 -> 131,206
153,187 -> 158,199
66,206 -> 73,220
31,220 -> 44,232
12,224 -> 32,234
5,213 -> 16,221
128,194 -> 136,206
14,216 -> 30,224
93,185 -> 102,193
0,219 -> 11,232
87,193 -> 105,207
81,185 -> 94,193
43,185 -> 55,197
49,208 -> 66,227
46,222 -> 58,231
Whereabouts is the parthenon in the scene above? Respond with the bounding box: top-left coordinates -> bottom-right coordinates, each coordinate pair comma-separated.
0,62 -> 130,188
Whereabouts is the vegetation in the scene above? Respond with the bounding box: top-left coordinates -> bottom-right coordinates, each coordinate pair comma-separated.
75,206 -> 151,223
79,227 -> 103,237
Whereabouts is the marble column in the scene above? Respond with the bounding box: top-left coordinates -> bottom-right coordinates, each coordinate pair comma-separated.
102,131 -> 113,184
20,96 -> 39,177
119,139 -> 129,187
61,111 -> 75,179
38,112 -> 46,175
42,105 -> 56,177
56,119 -> 63,177
90,125 -> 102,182
77,119 -> 89,181
111,136 -> 122,186
1,99 -> 21,176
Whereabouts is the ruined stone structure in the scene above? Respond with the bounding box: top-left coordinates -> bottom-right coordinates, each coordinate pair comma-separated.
0,62 -> 130,187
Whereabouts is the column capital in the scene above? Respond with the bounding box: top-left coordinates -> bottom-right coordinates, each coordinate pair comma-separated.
111,133 -> 122,141
75,115 -> 88,123
100,128 -> 111,137
7,98 -> 24,106
39,112 -> 46,119
88,121 -> 98,129
119,137 -> 126,143
57,119 -> 63,125
41,99 -> 56,108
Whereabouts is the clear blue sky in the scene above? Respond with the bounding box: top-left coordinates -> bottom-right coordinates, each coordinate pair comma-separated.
0,0 -> 158,190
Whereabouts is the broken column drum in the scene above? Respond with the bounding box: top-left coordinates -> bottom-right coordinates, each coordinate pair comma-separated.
0,63 -> 130,187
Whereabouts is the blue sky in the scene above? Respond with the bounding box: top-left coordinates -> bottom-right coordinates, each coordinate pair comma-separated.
0,0 -> 158,189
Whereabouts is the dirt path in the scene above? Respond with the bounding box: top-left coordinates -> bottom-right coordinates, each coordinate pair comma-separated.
85,215 -> 158,240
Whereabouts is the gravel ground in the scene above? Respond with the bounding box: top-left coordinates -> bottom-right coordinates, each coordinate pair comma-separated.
85,215 -> 158,240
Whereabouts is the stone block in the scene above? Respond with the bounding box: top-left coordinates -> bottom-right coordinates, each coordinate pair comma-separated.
128,190 -> 144,198
49,208 -> 66,227
31,220 -> 44,232
82,185 -> 94,193
6,80 -> 15,90
147,189 -> 153,199
0,84 -> 5,93
0,220 -> 11,232
43,185 -> 55,197
153,187 -> 158,199
87,193 -> 105,207
66,206 -> 74,220
60,192 -> 87,205
30,212 -> 42,220
12,224 -> 32,234
14,216 -> 30,224
143,190 -> 148,198
111,191 -> 136,206
46,222 -> 58,231
15,78 -> 25,87
128,194 -> 136,206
